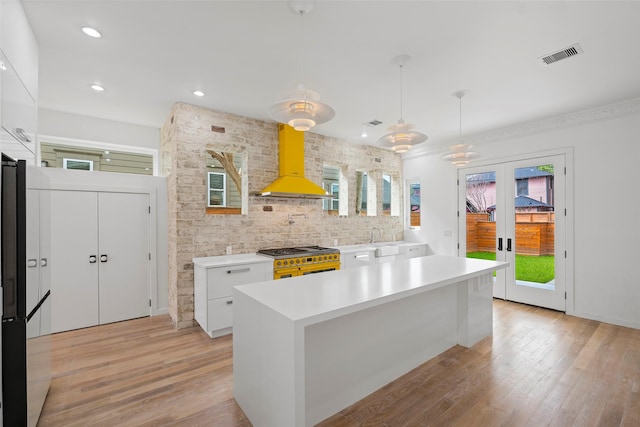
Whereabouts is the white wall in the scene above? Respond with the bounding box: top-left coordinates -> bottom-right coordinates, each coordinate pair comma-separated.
39,108 -> 160,151
26,167 -> 169,315
404,101 -> 640,329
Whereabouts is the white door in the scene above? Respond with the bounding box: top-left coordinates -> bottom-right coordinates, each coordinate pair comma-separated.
48,191 -> 99,333
459,155 -> 566,311
98,192 -> 150,324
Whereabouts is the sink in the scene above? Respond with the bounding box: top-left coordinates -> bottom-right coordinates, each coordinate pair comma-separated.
375,245 -> 400,257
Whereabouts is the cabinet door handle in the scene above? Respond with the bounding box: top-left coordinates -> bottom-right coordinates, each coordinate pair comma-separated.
226,300 -> 233,305
28,259 -> 38,268
506,238 -> 512,252
227,268 -> 249,274
100,254 -> 108,263
89,255 -> 97,264
497,238 -> 503,252
40,258 -> 48,267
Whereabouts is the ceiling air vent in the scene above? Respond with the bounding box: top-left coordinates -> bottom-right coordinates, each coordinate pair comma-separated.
540,43 -> 583,65
364,119 -> 382,127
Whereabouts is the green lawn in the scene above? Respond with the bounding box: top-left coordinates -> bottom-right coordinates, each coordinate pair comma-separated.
466,251 -> 555,283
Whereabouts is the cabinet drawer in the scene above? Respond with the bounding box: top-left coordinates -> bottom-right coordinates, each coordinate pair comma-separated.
207,297 -> 234,332
342,251 -> 374,269
207,263 -> 269,298
405,245 -> 428,259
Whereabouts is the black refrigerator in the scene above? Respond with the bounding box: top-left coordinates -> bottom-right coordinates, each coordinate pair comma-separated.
2,153 -> 51,426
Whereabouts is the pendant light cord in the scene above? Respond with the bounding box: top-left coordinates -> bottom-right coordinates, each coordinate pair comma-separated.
299,10 -> 305,88
459,95 -> 462,141
399,64 -> 404,121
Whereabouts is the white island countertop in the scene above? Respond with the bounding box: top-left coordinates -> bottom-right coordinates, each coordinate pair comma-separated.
235,254 -> 505,326
233,255 -> 508,427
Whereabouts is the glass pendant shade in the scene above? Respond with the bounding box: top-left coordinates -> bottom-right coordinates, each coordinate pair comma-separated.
269,88 -> 335,132
441,143 -> 479,167
378,120 -> 428,153
377,55 -> 427,153
268,3 -> 334,132
442,90 -> 479,166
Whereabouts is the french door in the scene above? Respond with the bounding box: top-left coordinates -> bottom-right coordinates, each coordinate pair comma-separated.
458,155 -> 566,311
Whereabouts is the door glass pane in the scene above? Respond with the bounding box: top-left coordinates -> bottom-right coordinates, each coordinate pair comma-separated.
513,165 -> 555,289
409,181 -> 420,228
465,172 -> 496,263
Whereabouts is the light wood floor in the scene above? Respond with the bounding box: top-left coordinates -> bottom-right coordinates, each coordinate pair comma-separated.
38,300 -> 640,426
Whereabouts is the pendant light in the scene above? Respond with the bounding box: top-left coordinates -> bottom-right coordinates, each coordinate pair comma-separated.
442,90 -> 479,167
377,55 -> 428,153
268,1 -> 335,132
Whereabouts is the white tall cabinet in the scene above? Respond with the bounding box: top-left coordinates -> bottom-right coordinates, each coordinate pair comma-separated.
46,190 -> 150,333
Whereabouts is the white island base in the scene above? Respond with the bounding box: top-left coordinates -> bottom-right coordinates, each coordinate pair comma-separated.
233,255 -> 507,427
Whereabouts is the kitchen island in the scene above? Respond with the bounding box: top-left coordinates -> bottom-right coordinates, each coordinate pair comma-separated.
232,255 -> 507,427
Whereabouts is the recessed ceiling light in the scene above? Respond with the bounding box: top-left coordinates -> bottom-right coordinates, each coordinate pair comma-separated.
82,26 -> 102,38
104,150 -> 110,154
91,84 -> 105,92
361,131 -> 368,138
193,90 -> 205,97
105,158 -> 111,162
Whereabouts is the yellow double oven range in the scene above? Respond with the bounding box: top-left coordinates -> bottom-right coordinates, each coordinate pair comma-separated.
257,246 -> 340,279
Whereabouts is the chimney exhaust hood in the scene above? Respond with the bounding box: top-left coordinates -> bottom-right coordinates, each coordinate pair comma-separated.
260,124 -> 331,199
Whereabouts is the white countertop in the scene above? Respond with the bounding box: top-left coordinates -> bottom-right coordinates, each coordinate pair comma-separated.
193,253 -> 273,268
234,255 -> 507,326
335,241 -> 427,254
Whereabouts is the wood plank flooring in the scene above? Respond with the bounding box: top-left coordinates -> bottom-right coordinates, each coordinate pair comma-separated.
38,300 -> 640,426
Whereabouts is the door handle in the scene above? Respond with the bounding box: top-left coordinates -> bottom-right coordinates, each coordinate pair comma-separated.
506,238 -> 512,252
40,258 -> 48,267
89,255 -> 97,264
227,268 -> 249,274
497,238 -> 503,251
100,254 -> 108,263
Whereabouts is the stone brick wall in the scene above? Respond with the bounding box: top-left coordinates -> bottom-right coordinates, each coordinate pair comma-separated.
160,102 -> 404,328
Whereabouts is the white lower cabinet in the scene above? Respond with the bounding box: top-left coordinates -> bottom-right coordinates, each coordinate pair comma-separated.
401,243 -> 429,259
46,190 -> 150,333
193,255 -> 273,338
340,250 -> 375,269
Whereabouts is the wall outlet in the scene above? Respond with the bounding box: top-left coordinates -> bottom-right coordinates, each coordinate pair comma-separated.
444,230 -> 452,237
226,246 -> 232,255
333,239 -> 338,246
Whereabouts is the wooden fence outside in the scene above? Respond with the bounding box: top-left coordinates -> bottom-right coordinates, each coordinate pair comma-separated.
466,212 -> 555,256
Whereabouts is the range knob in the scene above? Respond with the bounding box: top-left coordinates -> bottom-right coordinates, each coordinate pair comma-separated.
283,260 -> 288,266
277,261 -> 282,266
296,259 -> 300,264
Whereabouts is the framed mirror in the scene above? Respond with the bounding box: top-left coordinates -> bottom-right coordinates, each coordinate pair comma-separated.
322,165 -> 340,215
355,171 -> 375,216
206,150 -> 247,214
382,173 -> 400,217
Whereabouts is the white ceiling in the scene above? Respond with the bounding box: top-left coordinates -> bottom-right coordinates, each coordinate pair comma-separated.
21,0 -> 640,150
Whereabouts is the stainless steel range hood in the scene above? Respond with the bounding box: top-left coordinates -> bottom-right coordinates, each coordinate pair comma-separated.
260,124 -> 331,199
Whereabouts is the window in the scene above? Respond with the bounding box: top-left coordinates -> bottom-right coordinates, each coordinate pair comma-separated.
63,158 -> 93,171
208,172 -> 226,207
409,181 -> 420,228
516,179 -> 528,196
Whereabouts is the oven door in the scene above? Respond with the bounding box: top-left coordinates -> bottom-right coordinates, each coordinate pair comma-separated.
299,261 -> 340,276
273,266 -> 299,280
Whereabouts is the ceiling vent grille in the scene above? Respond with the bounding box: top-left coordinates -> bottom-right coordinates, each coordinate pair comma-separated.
364,119 -> 382,127
540,43 -> 583,65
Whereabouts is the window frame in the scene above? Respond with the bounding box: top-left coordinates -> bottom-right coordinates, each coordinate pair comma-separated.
207,171 -> 227,207
62,157 -> 93,171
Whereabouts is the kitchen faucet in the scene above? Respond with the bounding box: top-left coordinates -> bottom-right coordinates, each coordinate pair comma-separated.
370,227 -> 382,244
288,213 -> 308,225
